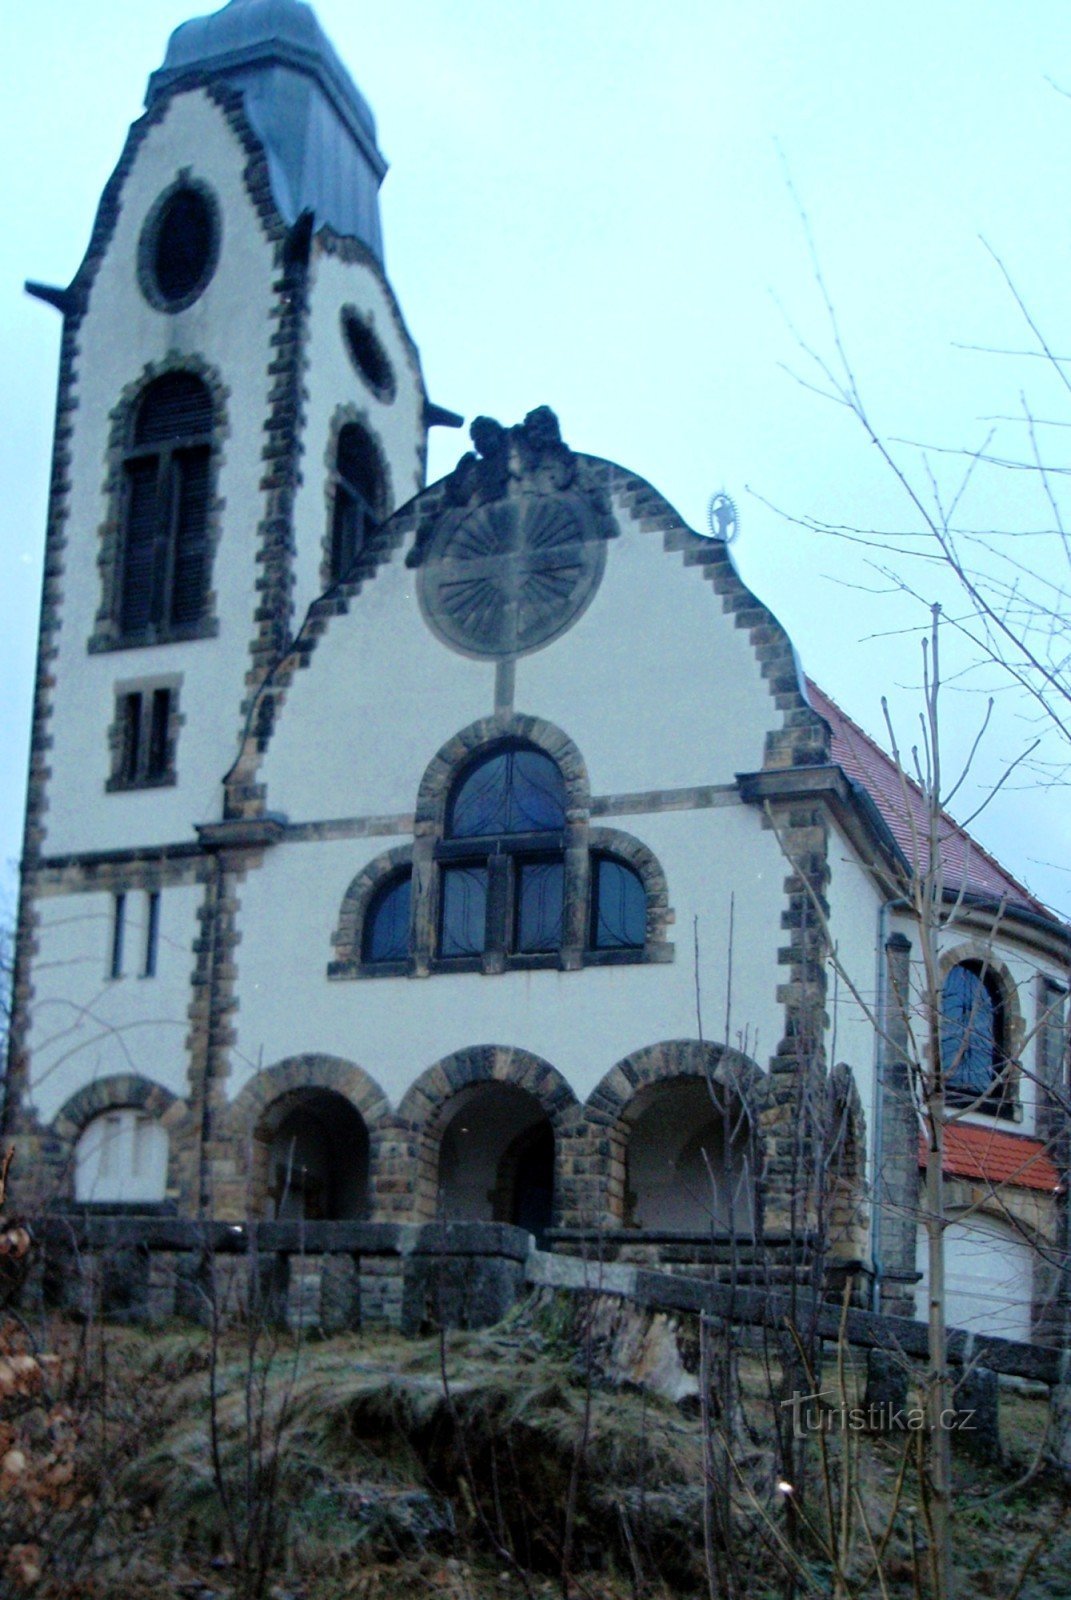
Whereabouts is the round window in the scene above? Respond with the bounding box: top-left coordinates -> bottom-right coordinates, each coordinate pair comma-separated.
140,181 -> 219,312
342,308 -> 396,402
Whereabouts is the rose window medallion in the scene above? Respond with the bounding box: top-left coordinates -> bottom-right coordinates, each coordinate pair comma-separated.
418,492 -> 606,660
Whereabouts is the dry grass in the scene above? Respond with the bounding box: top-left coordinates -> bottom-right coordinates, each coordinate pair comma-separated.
10,1306 -> 1069,1600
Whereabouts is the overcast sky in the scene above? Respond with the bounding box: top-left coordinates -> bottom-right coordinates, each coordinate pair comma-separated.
4,1 -> 1071,917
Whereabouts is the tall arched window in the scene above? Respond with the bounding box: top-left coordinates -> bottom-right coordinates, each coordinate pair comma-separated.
941,961 -> 1010,1112
439,744 -> 566,959
329,422 -> 384,580
118,372 -> 215,640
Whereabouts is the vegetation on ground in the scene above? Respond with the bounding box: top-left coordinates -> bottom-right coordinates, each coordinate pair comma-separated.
1,1296 -> 1067,1600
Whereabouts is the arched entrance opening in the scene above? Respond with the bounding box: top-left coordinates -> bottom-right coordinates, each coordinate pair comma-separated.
436,1082 -> 556,1243
261,1089 -> 370,1221
624,1077 -> 755,1234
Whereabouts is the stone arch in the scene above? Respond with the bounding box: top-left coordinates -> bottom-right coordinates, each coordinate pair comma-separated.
228,1055 -> 391,1219
51,1074 -> 185,1205
584,1040 -> 765,1231
409,715 -> 593,974
938,940 -> 1026,1055
320,401 -> 395,590
824,1063 -> 869,1263
937,940 -> 1026,1114
413,714 -> 591,836
390,1045 -> 579,1224
328,844 -> 414,977
588,824 -> 674,955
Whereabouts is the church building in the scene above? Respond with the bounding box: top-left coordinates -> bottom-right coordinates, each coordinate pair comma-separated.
6,0 -> 1068,1342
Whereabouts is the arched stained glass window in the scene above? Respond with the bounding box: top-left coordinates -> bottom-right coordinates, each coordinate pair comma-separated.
590,856 -> 646,950
362,869 -> 412,963
345,739 -> 666,980
448,747 -> 565,838
439,744 -> 566,959
941,962 -> 1004,1100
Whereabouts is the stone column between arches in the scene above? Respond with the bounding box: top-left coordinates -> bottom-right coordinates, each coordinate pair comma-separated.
753,794 -> 833,1241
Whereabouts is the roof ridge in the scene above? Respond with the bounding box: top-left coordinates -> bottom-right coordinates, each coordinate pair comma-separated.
805,677 -> 1047,917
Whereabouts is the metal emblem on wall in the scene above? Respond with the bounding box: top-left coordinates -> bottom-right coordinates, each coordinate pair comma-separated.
412,407 -> 619,661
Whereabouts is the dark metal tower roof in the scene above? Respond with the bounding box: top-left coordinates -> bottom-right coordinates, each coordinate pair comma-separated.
146,0 -> 386,261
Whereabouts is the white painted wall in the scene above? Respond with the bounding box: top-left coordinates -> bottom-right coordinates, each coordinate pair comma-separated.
517,499 -> 777,792
43,90 -> 278,857
290,248 -> 426,623
229,800 -> 788,1110
260,497 -> 779,827
914,1213 -> 1033,1342
28,883 -> 201,1124
824,819 -> 882,1162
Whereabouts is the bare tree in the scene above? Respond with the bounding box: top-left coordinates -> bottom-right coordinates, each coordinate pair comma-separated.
770,175 -> 1071,803
757,607 -> 1070,1600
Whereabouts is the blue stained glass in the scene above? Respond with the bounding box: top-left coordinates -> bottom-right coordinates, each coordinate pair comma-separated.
441,865 -> 489,956
516,860 -> 564,952
449,747 -> 565,837
591,857 -> 646,950
941,963 -> 1000,1095
363,870 -> 411,962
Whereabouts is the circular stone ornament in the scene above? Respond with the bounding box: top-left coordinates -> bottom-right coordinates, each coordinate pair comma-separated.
418,492 -> 606,660
138,178 -> 221,313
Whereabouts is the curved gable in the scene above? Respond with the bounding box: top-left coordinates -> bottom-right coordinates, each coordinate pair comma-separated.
231,411 -> 826,826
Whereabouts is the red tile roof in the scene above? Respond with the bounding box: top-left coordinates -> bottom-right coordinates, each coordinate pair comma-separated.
918,1124 -> 1062,1193
806,680 -> 1047,916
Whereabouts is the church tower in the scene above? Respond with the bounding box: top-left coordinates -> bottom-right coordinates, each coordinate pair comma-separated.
7,1 -> 438,1205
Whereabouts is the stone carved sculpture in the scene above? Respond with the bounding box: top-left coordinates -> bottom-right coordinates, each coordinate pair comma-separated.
410,407 -> 619,661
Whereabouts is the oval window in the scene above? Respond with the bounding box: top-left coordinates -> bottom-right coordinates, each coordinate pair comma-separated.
140,182 -> 219,311
342,308 -> 396,402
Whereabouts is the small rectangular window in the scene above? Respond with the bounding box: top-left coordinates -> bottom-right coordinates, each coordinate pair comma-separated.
110,892 -> 126,979
143,890 -> 161,978
110,683 -> 177,789
132,1114 -> 154,1177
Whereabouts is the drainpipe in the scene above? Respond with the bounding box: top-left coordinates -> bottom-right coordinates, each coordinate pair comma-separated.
870,896 -> 908,1312
195,852 -> 225,1219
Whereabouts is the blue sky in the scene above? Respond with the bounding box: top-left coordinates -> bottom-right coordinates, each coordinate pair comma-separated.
4,1 -> 1071,915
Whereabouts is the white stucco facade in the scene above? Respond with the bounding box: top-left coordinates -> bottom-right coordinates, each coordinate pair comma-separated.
44,92 -> 279,858
8,5 -> 1066,1351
